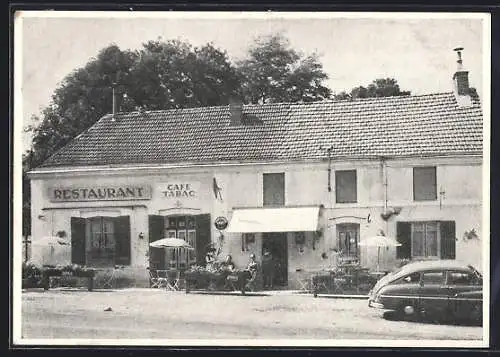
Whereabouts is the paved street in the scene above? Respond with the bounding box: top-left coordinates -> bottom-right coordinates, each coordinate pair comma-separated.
19,288 -> 483,344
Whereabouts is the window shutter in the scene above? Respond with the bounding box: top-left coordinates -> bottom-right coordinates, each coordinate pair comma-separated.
71,217 -> 86,265
396,222 -> 411,259
148,215 -> 165,270
440,221 -> 456,259
195,214 -> 211,266
114,216 -> 131,265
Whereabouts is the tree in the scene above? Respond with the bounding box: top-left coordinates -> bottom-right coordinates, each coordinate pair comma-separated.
334,78 -> 411,100
236,34 -> 331,104
126,40 -> 241,110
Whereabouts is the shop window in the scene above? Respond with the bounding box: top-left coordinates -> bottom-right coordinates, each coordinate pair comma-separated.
335,170 -> 357,203
263,173 -> 285,206
396,221 -> 455,260
336,223 -> 360,259
413,166 -> 437,201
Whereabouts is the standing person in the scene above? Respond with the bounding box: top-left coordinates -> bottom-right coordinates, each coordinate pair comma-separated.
262,249 -> 274,289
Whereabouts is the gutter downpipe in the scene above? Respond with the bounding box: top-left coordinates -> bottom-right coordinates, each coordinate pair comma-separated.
381,156 -> 389,234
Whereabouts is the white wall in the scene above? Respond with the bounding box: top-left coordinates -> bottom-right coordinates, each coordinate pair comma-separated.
30,156 -> 483,276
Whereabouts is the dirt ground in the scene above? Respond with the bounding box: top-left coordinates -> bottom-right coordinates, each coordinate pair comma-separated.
18,288 -> 484,346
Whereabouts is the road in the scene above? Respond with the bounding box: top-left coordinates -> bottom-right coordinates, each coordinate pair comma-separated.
18,288 -> 483,344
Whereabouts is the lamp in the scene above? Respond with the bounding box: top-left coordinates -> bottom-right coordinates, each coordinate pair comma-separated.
138,232 -> 144,239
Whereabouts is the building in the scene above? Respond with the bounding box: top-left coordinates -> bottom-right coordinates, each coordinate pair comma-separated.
28,52 -> 483,288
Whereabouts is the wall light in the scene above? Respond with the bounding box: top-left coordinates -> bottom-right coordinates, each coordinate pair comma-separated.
138,232 -> 145,239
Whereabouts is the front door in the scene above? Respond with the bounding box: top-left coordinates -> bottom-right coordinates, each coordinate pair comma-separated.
262,232 -> 288,287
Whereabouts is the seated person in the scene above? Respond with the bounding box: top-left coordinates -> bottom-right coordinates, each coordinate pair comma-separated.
220,255 -> 235,272
205,249 -> 216,272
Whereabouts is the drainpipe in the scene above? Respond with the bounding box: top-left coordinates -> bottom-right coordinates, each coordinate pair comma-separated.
381,157 -> 389,234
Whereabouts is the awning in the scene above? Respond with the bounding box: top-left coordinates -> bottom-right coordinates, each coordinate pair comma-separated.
226,206 -> 320,233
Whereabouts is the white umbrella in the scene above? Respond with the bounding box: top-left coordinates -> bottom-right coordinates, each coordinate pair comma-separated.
149,238 -> 194,249
358,235 -> 401,272
150,238 -> 194,271
32,236 -> 71,246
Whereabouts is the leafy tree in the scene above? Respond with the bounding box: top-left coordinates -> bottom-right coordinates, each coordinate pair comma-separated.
126,40 -> 240,110
334,78 -> 411,100
237,33 -> 331,104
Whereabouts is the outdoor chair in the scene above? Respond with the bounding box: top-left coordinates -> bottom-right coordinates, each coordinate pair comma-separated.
165,270 -> 181,291
149,269 -> 168,289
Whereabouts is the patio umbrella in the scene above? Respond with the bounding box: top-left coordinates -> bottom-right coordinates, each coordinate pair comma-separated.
358,235 -> 401,272
149,238 -> 194,271
149,238 -> 194,249
32,236 -> 71,246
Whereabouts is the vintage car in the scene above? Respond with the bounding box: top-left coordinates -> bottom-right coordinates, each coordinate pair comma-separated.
368,260 -> 482,321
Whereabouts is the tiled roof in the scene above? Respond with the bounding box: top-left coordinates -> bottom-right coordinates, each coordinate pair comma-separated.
39,92 -> 483,168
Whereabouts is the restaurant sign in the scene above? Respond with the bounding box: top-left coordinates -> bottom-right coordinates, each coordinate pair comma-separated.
48,185 -> 152,202
158,183 -> 200,199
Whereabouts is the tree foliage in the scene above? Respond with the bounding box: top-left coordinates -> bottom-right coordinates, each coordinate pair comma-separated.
334,78 -> 411,100
237,34 -> 331,104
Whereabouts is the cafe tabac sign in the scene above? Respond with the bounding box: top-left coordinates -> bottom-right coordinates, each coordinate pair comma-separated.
158,183 -> 199,199
48,185 -> 152,202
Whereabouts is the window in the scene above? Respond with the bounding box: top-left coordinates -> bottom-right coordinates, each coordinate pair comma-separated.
447,271 -> 479,286
411,222 -> 439,258
337,223 -> 360,258
263,173 -> 285,206
335,170 -> 357,203
396,272 -> 421,284
86,217 -> 115,266
421,271 -> 446,285
397,221 -> 456,260
75,216 -> 131,267
413,167 -> 437,201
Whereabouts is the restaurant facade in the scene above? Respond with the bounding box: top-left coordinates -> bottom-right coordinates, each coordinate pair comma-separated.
28,58 -> 484,288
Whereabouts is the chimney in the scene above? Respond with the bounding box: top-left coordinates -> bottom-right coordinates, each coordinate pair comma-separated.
229,97 -> 243,126
452,48 -> 472,107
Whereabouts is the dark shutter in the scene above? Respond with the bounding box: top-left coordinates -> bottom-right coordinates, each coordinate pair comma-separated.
195,214 -> 211,266
440,221 -> 456,259
413,167 -> 437,201
114,216 -> 131,265
71,217 -> 86,265
263,173 -> 285,206
396,222 -> 412,259
148,215 -> 165,269
335,170 -> 357,203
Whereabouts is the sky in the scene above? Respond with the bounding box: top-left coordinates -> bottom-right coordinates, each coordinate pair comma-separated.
17,12 -> 489,151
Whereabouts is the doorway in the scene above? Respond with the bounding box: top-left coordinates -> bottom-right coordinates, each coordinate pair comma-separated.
262,232 -> 288,287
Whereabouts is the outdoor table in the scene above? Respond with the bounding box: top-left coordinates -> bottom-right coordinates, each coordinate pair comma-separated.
41,267 -> 95,291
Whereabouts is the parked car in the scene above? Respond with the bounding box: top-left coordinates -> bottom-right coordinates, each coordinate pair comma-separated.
368,260 -> 482,322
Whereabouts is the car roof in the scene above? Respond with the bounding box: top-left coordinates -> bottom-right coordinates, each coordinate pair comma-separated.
397,260 -> 473,275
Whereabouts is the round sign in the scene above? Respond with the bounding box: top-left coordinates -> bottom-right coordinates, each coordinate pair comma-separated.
214,216 -> 228,231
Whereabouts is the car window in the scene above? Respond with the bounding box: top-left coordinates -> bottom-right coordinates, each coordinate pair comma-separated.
394,272 -> 421,284
421,271 -> 446,285
447,271 -> 479,286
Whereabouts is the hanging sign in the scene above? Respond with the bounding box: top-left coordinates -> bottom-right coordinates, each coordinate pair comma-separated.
214,216 -> 228,231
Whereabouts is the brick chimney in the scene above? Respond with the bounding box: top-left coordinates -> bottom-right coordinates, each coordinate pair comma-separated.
229,97 -> 243,125
452,47 -> 472,107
